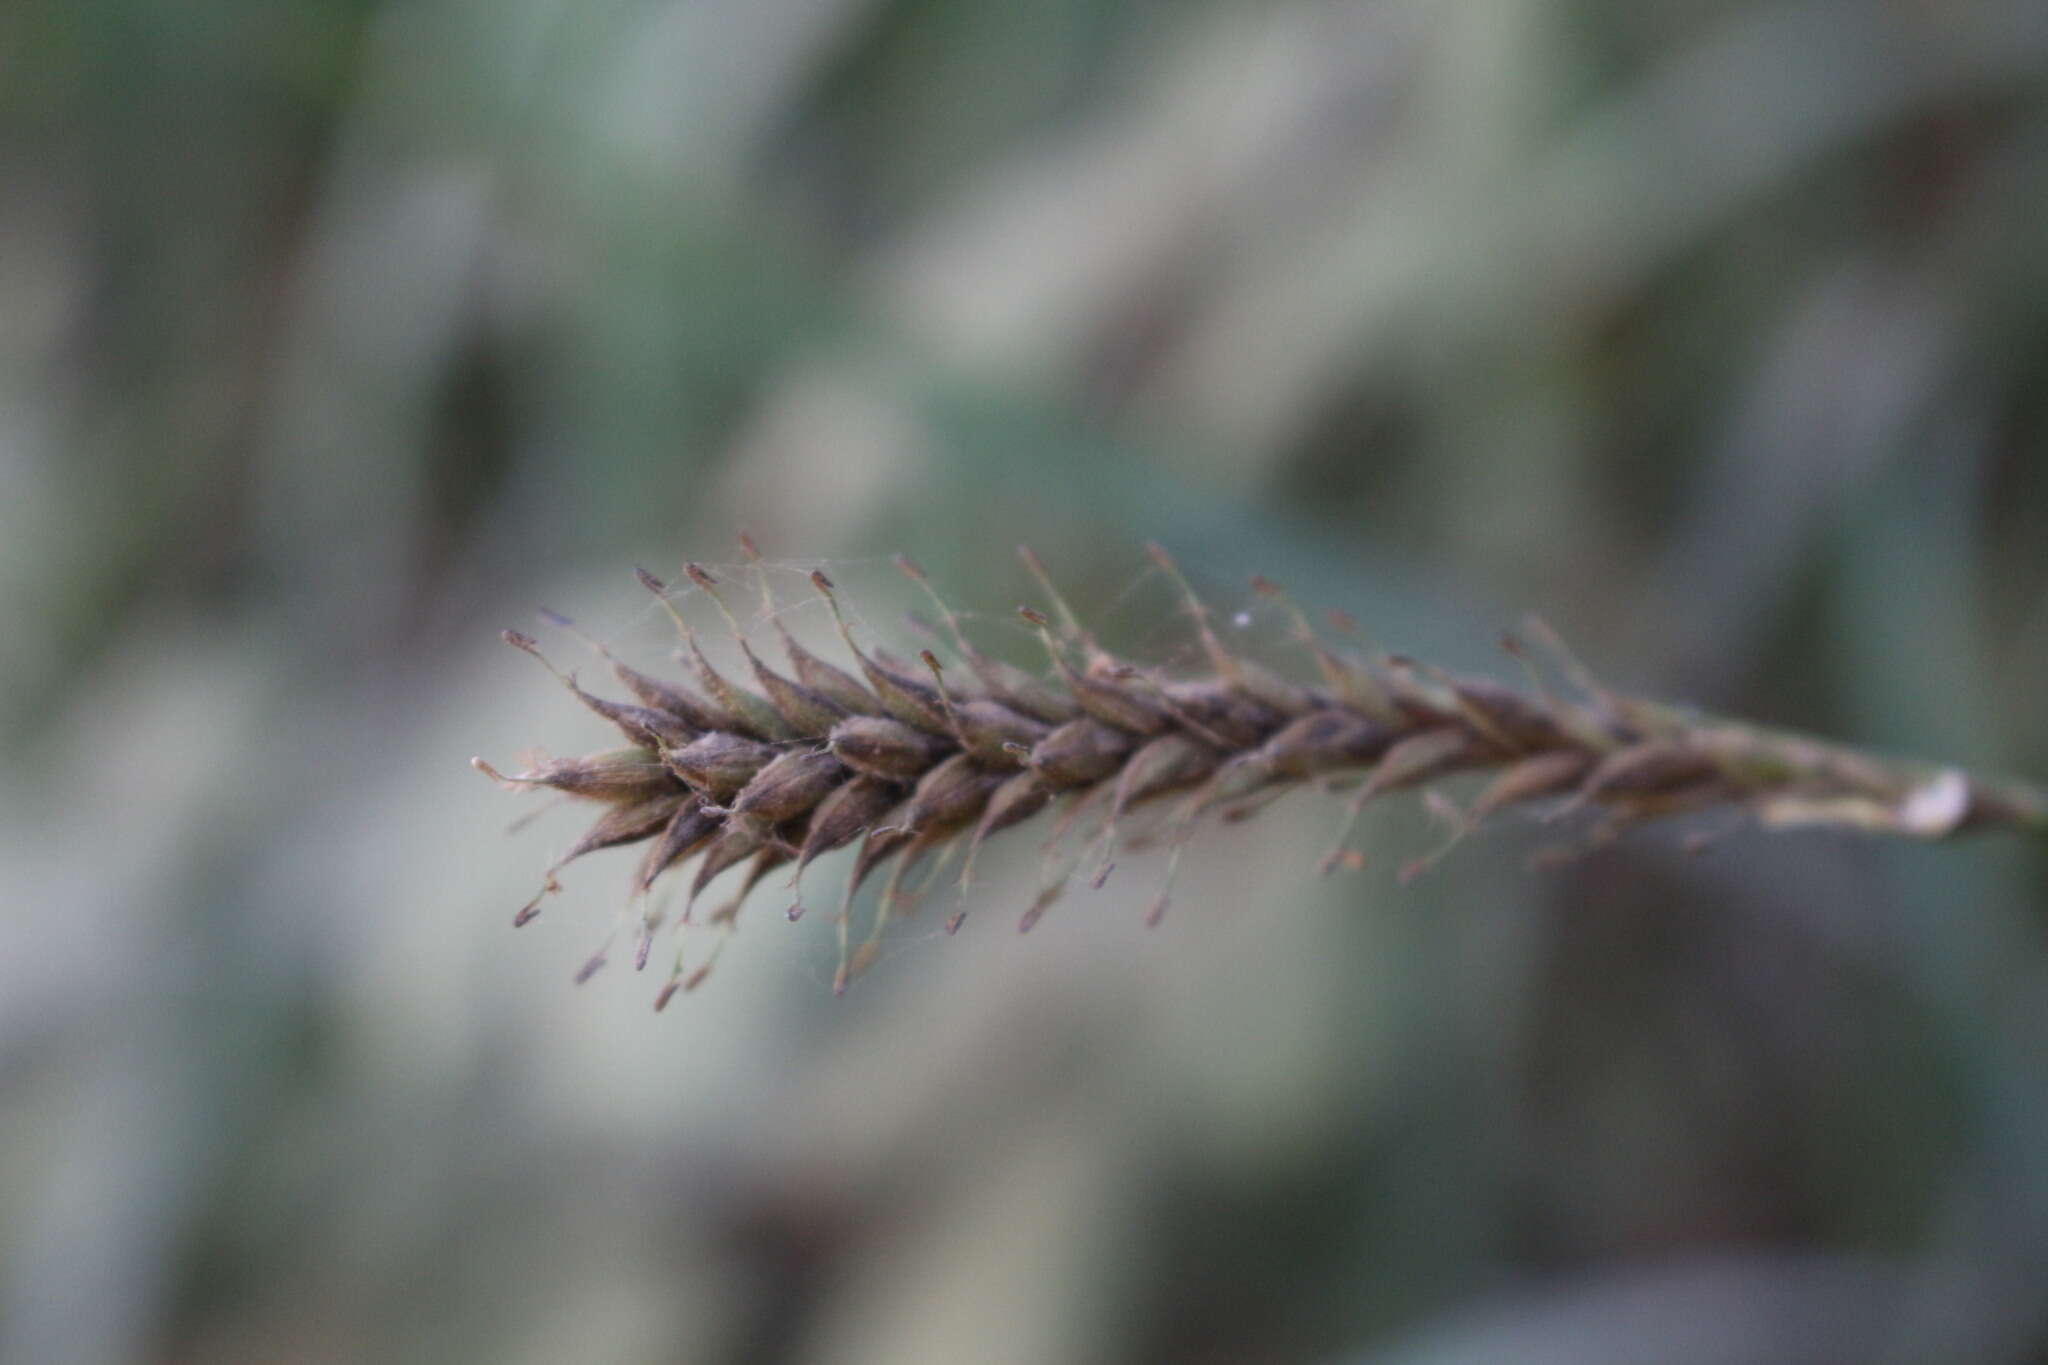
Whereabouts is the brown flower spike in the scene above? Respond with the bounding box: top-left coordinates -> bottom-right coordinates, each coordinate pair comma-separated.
476,544 -> 2048,1006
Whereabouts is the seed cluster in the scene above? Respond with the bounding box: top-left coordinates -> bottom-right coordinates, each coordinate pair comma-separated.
477,543 -> 2046,1006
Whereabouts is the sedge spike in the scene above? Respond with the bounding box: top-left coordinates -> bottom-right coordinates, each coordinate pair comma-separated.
479,545 -> 2048,1005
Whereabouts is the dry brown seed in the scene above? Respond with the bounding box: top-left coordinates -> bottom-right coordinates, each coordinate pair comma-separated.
1159,679 -> 1284,750
729,748 -> 848,830
948,699 -> 1051,767
747,664 -> 848,738
976,770 -> 1053,839
557,792 -> 687,869
636,800 -> 721,892
844,823 -> 915,903
599,657 -> 725,735
1029,718 -> 1135,787
1450,678 -> 1574,752
689,823 -> 768,905
829,714 -> 953,782
800,775 -> 903,870
1255,709 -> 1399,777
567,684 -> 696,751
1065,658 -> 1173,736
503,748 -> 676,803
786,643 -> 882,716
906,753 -> 1005,836
868,646 -> 954,731
1111,733 -> 1220,810
1200,752 -> 1285,811
1362,728 -> 1481,796
1471,751 -> 1594,819
664,732 -> 777,802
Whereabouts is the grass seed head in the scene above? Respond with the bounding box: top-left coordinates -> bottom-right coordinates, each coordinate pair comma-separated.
478,545 -> 2048,1001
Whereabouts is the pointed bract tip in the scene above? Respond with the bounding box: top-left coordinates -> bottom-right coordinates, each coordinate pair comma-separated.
786,901 -> 806,922
1018,606 -> 1050,627
1018,906 -> 1043,933
737,530 -> 761,559
503,629 -> 539,653
1145,896 -> 1168,928
685,963 -> 714,992
1320,847 -> 1367,877
945,911 -> 966,935
512,901 -> 542,928
894,553 -> 927,581
809,569 -> 836,595
536,608 -> 573,629
684,562 -> 717,589
919,649 -> 943,673
634,928 -> 653,971
573,953 -> 607,985
654,981 -> 682,1012
832,965 -> 849,996
1089,862 -> 1115,891
635,567 -> 668,595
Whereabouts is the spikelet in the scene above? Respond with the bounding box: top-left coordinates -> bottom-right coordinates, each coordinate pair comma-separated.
477,544 -> 2048,1006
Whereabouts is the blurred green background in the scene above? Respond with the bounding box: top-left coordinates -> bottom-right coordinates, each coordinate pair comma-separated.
5,1 -> 2048,1361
